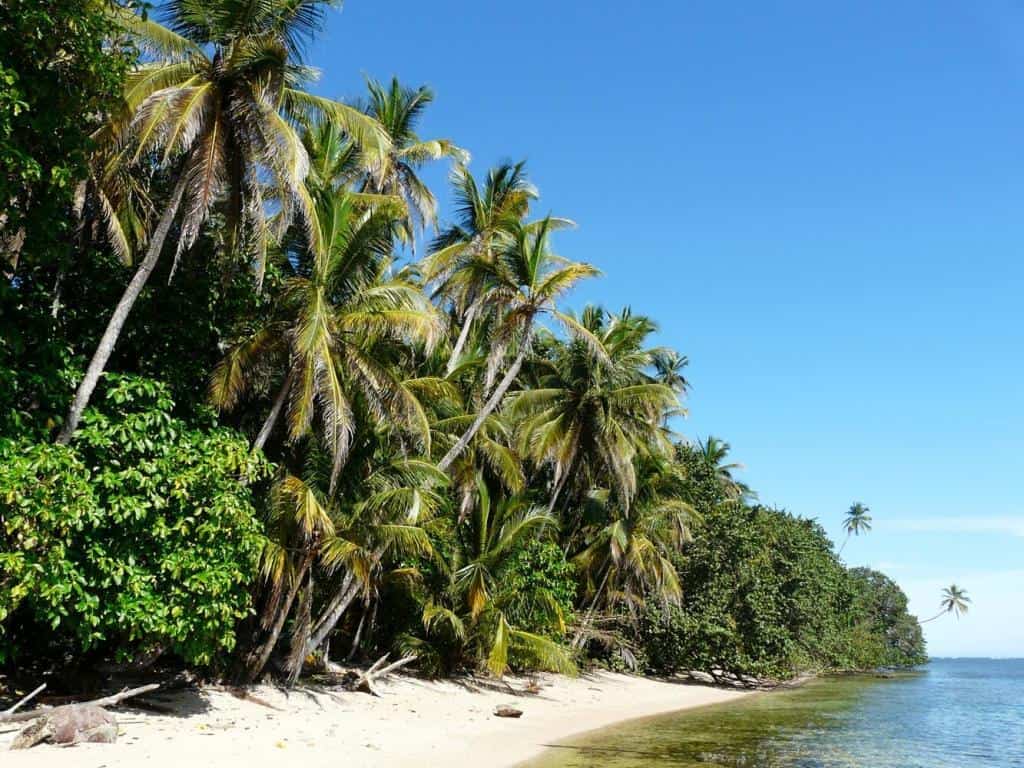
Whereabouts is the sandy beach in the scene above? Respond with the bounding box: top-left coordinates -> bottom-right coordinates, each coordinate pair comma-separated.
1,672 -> 749,767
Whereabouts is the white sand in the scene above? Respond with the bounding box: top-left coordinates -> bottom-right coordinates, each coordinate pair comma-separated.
1,672 -> 750,767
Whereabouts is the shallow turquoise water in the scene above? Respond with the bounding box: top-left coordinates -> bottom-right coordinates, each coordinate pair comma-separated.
523,659 -> 1024,767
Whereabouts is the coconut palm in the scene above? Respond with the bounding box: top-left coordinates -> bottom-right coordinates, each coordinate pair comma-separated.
435,218 -> 599,471
922,584 -> 972,623
57,0 -> 388,444
360,77 -> 466,247
838,502 -> 872,555
416,476 -> 574,677
568,454 -> 699,648
697,436 -> 750,500
423,162 -> 539,373
210,192 -> 441,490
510,306 -> 678,515
652,349 -> 690,395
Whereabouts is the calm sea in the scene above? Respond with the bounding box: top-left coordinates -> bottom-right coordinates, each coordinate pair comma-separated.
523,659 -> 1024,767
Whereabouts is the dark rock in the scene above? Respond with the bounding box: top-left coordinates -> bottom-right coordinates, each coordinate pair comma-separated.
494,705 -> 523,718
11,705 -> 117,749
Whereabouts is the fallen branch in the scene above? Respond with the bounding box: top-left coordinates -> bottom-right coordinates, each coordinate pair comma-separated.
351,654 -> 417,696
3,684 -> 46,716
0,683 -> 159,725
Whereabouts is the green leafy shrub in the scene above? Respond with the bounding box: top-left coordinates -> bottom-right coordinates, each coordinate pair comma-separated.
0,375 -> 270,666
495,539 -> 577,637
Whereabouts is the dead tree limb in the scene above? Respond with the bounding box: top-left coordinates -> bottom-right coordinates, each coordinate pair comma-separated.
3,684 -> 46,716
0,683 -> 159,725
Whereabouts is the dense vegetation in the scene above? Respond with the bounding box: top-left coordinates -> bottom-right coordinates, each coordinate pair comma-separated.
0,0 -> 926,685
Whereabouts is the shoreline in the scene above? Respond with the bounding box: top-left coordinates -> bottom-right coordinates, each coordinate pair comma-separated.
1,672 -> 752,767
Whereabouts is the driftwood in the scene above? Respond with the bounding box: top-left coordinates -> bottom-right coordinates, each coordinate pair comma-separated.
353,654 -> 417,696
11,705 -> 117,749
0,683 -> 160,726
2,684 -> 46,716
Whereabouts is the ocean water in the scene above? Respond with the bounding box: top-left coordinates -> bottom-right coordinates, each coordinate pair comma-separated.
523,659 -> 1024,767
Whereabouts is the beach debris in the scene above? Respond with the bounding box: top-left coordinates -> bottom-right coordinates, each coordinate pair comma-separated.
493,705 -> 523,718
2,683 -> 159,750
2,683 -> 46,716
326,653 -> 418,696
11,704 -> 118,749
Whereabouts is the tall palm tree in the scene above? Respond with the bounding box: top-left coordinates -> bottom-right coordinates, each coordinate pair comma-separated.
696,436 -> 750,500
57,0 -> 388,444
423,162 -> 539,374
361,77 -> 466,247
922,584 -> 972,623
838,502 -> 872,555
210,192 -> 441,490
510,306 -> 678,515
652,349 -> 690,395
435,218 -> 599,471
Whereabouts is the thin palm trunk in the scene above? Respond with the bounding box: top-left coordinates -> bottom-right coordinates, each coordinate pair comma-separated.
242,550 -> 314,683
438,332 -> 531,471
306,565 -> 366,654
546,468 -> 570,515
283,568 -> 314,685
838,534 -> 850,556
253,371 -> 294,451
571,564 -> 612,650
445,303 -> 477,374
920,611 -> 947,624
347,602 -> 368,660
56,174 -> 189,444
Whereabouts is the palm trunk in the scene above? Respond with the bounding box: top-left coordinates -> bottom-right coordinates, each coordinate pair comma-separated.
347,602 -> 368,661
253,371 -> 293,452
546,467 -> 570,516
445,303 -> 478,375
241,550 -> 314,684
572,564 -> 612,650
306,570 -> 360,654
56,174 -> 189,445
920,611 -> 946,624
283,569 -> 314,686
438,330 -> 531,472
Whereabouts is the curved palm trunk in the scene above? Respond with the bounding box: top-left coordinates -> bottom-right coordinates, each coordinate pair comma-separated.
253,371 -> 294,452
306,571 -> 360,654
571,564 -> 612,650
920,611 -> 947,624
438,331 -> 531,472
241,551 -> 314,684
445,303 -> 478,375
838,533 -> 851,556
56,174 -> 189,444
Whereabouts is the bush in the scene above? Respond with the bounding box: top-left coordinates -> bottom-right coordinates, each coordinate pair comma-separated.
495,539 -> 577,638
0,375 -> 270,666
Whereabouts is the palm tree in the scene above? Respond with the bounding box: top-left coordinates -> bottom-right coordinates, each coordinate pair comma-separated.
57,0 -> 388,444
838,502 -> 872,555
697,436 -> 750,499
652,349 -> 690,395
568,454 -> 698,648
435,218 -> 599,471
418,477 -> 574,677
360,77 -> 467,247
423,162 -> 538,373
210,192 -> 440,491
510,306 -> 678,515
922,584 -> 972,623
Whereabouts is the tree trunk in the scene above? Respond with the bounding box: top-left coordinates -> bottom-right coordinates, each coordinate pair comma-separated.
240,551 -> 314,684
306,570 -> 361,654
283,569 -> 314,686
347,602 -> 368,661
571,563 -> 612,650
253,371 -> 293,452
437,331 -> 531,472
445,303 -> 478,375
546,466 -> 571,516
56,174 -> 189,445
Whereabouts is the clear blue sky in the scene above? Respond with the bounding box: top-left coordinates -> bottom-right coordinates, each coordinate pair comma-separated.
308,0 -> 1024,657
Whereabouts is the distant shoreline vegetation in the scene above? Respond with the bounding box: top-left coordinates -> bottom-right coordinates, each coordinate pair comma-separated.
1,0 -> 925,689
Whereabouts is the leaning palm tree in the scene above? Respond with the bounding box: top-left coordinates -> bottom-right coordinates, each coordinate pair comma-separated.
435,218 -> 599,471
922,584 -> 972,623
210,192 -> 441,490
838,502 -> 872,555
423,162 -> 539,373
57,0 -> 388,444
360,77 -> 466,247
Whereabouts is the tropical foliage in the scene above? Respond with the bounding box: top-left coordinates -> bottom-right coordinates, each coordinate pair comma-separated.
0,0 -> 933,686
